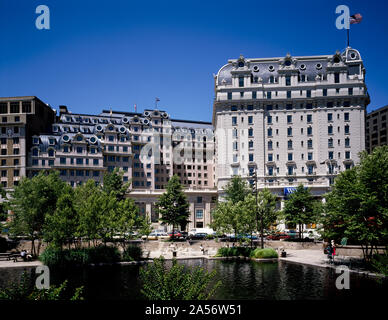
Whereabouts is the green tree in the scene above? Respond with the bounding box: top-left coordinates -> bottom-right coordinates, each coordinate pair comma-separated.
223,175 -> 250,203
108,197 -> 142,250
74,180 -> 105,247
322,146 -> 388,261
139,215 -> 153,240
211,201 -> 241,239
140,257 -> 221,300
257,189 -> 278,230
282,184 -> 318,240
155,175 -> 190,238
9,171 -> 67,256
43,186 -> 78,249
0,185 -> 8,221
102,168 -> 131,201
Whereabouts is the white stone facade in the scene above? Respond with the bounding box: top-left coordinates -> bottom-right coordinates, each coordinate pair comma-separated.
213,48 -> 369,200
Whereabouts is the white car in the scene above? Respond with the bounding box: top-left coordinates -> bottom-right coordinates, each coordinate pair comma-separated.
141,231 -> 170,240
188,228 -> 216,237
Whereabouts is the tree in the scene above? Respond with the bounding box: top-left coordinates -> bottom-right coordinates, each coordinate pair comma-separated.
211,201 -> 241,239
155,175 -> 190,239
74,180 -> 105,247
43,186 -> 78,249
282,184 -> 318,240
322,146 -> 388,261
102,168 -> 131,201
223,175 -> 251,203
108,197 -> 143,251
140,257 -> 221,300
139,215 -> 153,240
257,189 -> 278,231
0,184 -> 8,221
9,171 -> 67,256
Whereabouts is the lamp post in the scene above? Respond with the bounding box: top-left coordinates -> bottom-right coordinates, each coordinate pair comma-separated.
252,169 -> 264,249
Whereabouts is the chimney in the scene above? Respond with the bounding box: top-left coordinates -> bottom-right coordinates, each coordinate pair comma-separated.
59,105 -> 68,115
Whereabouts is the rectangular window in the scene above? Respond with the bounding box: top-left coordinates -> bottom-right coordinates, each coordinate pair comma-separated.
10,102 -> 20,113
328,113 -> 333,121
267,91 -> 272,99
227,92 -> 232,100
239,77 -> 244,87
285,76 -> 291,86
323,89 -> 327,96
287,115 -> 292,123
288,153 -> 293,161
0,103 -> 7,114
348,88 -> 353,95
334,73 -> 340,83
287,91 -> 291,99
306,90 -> 311,98
252,91 -> 257,99
232,117 -> 237,126
22,101 -> 32,113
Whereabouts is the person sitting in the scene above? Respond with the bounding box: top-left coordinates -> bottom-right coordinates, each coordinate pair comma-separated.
20,250 -> 27,261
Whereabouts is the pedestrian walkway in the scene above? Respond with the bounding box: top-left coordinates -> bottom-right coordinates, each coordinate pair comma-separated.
0,259 -> 42,269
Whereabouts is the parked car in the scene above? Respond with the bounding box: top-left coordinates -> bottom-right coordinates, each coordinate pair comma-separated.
284,229 -> 299,239
266,233 -> 290,240
141,231 -> 170,240
168,230 -> 183,239
188,228 -> 216,237
188,233 -> 208,240
302,229 -> 322,241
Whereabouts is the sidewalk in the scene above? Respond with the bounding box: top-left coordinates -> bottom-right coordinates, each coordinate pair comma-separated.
0,260 -> 42,269
280,249 -> 381,278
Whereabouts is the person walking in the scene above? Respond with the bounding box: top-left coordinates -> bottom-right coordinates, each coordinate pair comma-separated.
325,242 -> 333,264
331,240 -> 336,264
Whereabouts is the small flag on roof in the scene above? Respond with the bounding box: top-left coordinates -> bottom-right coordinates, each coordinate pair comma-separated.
350,13 -> 362,24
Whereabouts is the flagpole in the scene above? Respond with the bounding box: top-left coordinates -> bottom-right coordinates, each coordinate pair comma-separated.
347,28 -> 350,47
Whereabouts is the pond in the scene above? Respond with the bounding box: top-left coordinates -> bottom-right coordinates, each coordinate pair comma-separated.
1,259 -> 387,300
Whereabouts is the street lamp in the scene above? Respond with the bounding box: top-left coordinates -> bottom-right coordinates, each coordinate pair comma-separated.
252,169 -> 264,249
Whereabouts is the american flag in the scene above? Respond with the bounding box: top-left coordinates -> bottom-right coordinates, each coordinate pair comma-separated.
350,13 -> 362,24
155,97 -> 160,102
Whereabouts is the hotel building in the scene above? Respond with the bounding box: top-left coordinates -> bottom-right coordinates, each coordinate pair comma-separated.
213,47 -> 369,209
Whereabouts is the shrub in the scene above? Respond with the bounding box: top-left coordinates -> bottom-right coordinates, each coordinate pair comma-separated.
0,272 -> 83,300
251,248 -> 278,259
39,246 -> 121,268
216,246 -> 253,257
122,245 -> 143,261
140,257 -> 221,300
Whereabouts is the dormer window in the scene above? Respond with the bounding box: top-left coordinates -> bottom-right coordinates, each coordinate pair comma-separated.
238,61 -> 244,68
285,60 -> 291,67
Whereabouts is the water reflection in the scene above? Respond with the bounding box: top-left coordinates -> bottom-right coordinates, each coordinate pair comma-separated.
0,260 -> 386,300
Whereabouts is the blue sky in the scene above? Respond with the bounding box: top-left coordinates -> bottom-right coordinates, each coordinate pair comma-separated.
0,0 -> 387,121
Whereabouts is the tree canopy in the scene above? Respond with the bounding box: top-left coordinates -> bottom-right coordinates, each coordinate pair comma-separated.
322,146 -> 388,260
282,184 -> 318,239
155,175 -> 190,234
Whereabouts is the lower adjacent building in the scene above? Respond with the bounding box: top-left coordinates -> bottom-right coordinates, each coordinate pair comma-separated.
366,105 -> 388,153
2,101 -> 217,231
